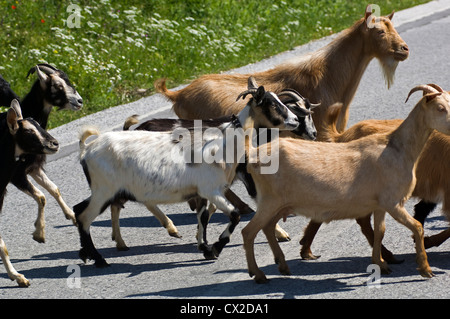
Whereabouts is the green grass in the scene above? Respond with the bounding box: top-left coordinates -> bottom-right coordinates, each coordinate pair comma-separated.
0,0 -> 429,128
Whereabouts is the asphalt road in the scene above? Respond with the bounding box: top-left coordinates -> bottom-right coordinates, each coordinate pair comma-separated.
1,1 -> 450,301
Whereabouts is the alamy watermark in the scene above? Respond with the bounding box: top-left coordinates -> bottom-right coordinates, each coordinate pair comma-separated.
67,264 -> 81,288
366,264 -> 381,288
66,4 -> 81,28
169,121 -> 280,174
366,4 -> 382,29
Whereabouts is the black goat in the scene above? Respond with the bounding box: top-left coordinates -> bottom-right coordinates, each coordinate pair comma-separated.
0,100 -> 59,287
1,64 -> 83,243
0,75 -> 19,106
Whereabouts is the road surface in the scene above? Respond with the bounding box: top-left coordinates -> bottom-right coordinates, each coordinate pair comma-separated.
1,1 -> 450,302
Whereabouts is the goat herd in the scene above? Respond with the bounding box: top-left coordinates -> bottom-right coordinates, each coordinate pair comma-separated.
1,5 -> 449,288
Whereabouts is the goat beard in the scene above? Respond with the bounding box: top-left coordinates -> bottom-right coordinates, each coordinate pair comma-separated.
379,57 -> 399,89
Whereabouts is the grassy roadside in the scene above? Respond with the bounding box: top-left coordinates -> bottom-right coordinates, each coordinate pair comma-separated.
0,0 -> 429,128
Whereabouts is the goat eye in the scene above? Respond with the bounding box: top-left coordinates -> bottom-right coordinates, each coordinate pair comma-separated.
377,30 -> 385,35
53,84 -> 64,91
438,105 -> 446,113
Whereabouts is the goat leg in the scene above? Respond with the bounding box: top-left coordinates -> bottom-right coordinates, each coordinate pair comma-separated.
11,172 -> 47,243
30,168 -> 77,225
424,228 -> 450,249
413,200 -> 437,226
264,216 -> 290,276
356,215 -> 403,264
200,190 -> 241,258
0,236 -> 30,287
389,205 -> 434,278
146,204 -> 181,238
212,210 -> 240,258
372,210 -> 391,274
299,220 -> 322,260
225,188 -> 290,242
111,203 -> 129,251
192,197 -> 216,259
225,189 -> 253,215
74,198 -> 109,268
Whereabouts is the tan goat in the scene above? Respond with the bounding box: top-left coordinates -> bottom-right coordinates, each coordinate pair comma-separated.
156,5 -> 408,134
301,88 -> 450,260
242,84 -> 450,283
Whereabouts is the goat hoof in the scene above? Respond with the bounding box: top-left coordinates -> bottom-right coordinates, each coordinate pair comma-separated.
32,234 -> 45,244
94,259 -> 110,268
116,245 -> 130,251
278,265 -> 291,276
212,242 -> 225,258
199,244 -> 217,260
169,231 -> 182,239
301,252 -> 321,260
16,275 -> 30,288
254,274 -> 269,284
79,248 -> 90,263
276,236 -> 291,242
66,213 -> 77,225
419,268 -> 435,278
203,250 -> 217,260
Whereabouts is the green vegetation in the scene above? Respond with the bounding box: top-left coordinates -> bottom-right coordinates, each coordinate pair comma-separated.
1,0 -> 429,128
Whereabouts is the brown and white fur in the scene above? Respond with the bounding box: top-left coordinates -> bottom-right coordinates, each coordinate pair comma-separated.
156,5 -> 408,136
301,87 -> 450,260
243,84 -> 450,283
73,78 -> 304,266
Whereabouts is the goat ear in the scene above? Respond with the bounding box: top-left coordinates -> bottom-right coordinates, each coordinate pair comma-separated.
254,86 -> 265,105
7,99 -> 22,135
387,10 -> 395,20
424,92 -> 442,103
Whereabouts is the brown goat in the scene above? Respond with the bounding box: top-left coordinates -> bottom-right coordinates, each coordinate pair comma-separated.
301,94 -> 450,261
156,5 -> 408,135
242,84 -> 450,283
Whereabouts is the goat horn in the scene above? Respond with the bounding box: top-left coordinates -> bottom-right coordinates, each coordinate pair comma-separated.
278,89 -> 321,109
309,101 -> 321,109
247,76 -> 258,90
405,85 -> 441,103
236,89 -> 257,101
427,83 -> 444,93
278,89 -> 305,101
26,63 -> 57,78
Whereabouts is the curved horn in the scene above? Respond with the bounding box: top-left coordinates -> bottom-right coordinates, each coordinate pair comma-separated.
427,83 -> 444,93
236,89 -> 257,101
310,103 -> 321,109
405,84 -> 440,103
26,63 -> 57,78
247,76 -> 258,90
278,89 -> 321,109
278,89 -> 305,101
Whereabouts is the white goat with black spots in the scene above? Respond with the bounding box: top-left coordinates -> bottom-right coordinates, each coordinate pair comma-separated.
74,77 -> 309,266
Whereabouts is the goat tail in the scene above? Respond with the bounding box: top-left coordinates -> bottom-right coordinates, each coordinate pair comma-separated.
154,78 -> 178,102
79,126 -> 100,155
123,115 -> 139,131
318,102 -> 343,142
